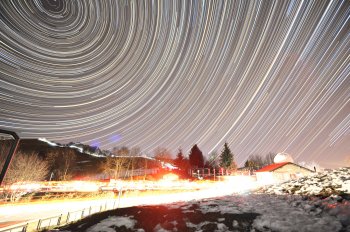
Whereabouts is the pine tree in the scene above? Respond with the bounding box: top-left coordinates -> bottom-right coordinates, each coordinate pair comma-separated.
220,142 -> 234,169
189,144 -> 204,168
174,148 -> 184,167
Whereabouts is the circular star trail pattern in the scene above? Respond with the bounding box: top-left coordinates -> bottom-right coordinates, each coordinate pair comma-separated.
0,0 -> 349,167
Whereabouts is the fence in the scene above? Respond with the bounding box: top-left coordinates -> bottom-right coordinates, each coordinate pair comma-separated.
0,196 -> 121,232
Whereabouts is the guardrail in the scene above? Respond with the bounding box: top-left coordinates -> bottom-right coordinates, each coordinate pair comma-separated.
0,197 -> 120,232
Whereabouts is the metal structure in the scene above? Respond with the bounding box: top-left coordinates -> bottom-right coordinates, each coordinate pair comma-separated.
0,129 -> 20,186
0,198 -> 120,232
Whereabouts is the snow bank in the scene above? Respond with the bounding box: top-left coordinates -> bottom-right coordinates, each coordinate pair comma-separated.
259,167 -> 350,196
191,194 -> 344,232
255,167 -> 350,230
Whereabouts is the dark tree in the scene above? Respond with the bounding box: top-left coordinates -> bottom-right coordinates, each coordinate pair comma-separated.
174,148 -> 184,167
171,148 -> 190,178
174,148 -> 191,170
220,142 -> 234,169
188,144 -> 204,168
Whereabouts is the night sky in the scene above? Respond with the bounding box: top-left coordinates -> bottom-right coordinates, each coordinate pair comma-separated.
0,0 -> 349,168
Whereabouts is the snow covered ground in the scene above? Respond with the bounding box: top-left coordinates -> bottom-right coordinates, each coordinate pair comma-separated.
58,168 -> 350,232
58,193 -> 349,232
258,167 -> 350,196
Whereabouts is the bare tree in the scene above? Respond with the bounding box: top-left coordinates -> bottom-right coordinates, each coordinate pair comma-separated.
244,154 -> 264,170
207,150 -> 219,168
153,147 -> 172,162
264,152 -> 276,165
104,146 -> 143,179
111,146 -> 130,156
143,156 -> 148,180
229,160 -> 238,171
3,151 -> 49,201
4,151 -> 49,184
117,146 -> 130,156
0,139 -> 14,171
129,147 -> 141,180
130,147 -> 141,156
47,148 -> 77,181
101,156 -> 130,179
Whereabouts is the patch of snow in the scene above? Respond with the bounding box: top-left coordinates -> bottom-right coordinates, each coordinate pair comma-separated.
232,220 -> 239,228
186,221 -> 211,230
153,224 -> 171,232
86,216 -> 136,232
216,223 -> 228,231
38,138 -> 58,146
196,194 -> 345,232
339,180 -> 350,193
68,145 -> 83,153
76,160 -> 91,164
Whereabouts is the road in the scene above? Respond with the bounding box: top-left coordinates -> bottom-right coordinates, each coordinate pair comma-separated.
0,197 -> 117,227
0,178 -> 257,231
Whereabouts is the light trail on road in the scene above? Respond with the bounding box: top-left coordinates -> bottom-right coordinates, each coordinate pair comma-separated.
0,176 -> 258,229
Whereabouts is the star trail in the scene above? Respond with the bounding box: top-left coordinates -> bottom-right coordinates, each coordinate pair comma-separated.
0,0 -> 349,168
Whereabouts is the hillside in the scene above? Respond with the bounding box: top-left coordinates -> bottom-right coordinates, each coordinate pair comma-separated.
14,139 -> 165,180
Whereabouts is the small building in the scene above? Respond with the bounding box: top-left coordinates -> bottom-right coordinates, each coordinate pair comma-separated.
255,162 -> 313,184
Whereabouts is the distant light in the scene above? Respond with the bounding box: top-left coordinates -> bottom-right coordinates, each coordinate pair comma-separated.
110,134 -> 122,143
91,140 -> 101,148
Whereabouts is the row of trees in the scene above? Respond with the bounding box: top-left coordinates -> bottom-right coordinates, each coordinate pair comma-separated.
152,144 -> 278,172
164,142 -> 237,172
243,153 -> 276,170
102,146 -> 157,180
2,140 -> 277,185
101,143 -> 238,179
1,147 -> 80,201
3,148 -> 78,185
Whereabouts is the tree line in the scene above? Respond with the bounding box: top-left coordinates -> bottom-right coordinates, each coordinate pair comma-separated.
243,152 -> 276,170
1,139 -> 278,186
2,148 -> 78,185
153,142 -> 238,176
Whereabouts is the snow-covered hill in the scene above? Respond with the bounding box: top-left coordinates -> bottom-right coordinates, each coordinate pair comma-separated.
38,138 -> 107,157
